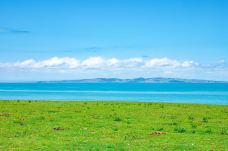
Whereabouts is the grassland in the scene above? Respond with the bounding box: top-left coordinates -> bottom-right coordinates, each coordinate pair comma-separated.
0,100 -> 228,151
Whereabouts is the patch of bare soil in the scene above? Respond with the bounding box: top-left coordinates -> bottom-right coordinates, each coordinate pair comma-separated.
150,131 -> 167,136
53,127 -> 64,131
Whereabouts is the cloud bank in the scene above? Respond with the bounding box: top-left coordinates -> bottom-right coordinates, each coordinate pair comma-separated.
1,56 -> 228,81
0,56 -> 198,70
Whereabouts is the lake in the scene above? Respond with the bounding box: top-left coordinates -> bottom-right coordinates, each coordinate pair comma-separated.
0,83 -> 228,104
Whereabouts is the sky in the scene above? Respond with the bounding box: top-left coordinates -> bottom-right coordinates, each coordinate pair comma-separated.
0,0 -> 228,81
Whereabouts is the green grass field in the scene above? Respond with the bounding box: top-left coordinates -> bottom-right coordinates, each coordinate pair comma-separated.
0,100 -> 228,151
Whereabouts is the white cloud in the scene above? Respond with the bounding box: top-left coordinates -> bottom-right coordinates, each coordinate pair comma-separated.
14,59 -> 36,67
107,58 -> 119,66
0,56 -> 198,70
121,57 -> 144,68
144,57 -> 197,68
81,56 -> 104,68
181,61 -> 198,67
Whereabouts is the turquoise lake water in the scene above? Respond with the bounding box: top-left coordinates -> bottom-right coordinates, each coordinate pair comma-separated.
0,83 -> 228,104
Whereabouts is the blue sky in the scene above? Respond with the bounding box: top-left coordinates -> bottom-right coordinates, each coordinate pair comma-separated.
0,0 -> 228,81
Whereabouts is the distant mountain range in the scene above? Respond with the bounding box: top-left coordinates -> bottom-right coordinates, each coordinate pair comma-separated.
38,78 -> 227,83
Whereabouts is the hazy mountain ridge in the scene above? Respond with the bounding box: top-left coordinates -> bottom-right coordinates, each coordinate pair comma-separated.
38,78 -> 227,83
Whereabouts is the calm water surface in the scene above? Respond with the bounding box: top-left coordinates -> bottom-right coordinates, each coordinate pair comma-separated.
0,83 -> 228,104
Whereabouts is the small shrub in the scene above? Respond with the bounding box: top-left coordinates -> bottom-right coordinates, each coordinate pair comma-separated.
205,128 -> 212,134
113,128 -> 118,131
171,122 -> 178,125
114,117 -> 122,122
192,130 -> 196,134
106,144 -> 114,149
191,123 -> 197,129
221,128 -> 227,135
126,120 -> 131,124
160,104 -> 164,108
157,127 -> 164,131
39,116 -> 45,120
188,115 -> 194,120
202,117 -> 208,123
174,127 -> 186,133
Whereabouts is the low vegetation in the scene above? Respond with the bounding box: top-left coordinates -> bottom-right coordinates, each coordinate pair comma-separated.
0,100 -> 228,150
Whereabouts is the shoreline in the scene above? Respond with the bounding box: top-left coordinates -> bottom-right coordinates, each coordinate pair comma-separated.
0,99 -> 228,106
